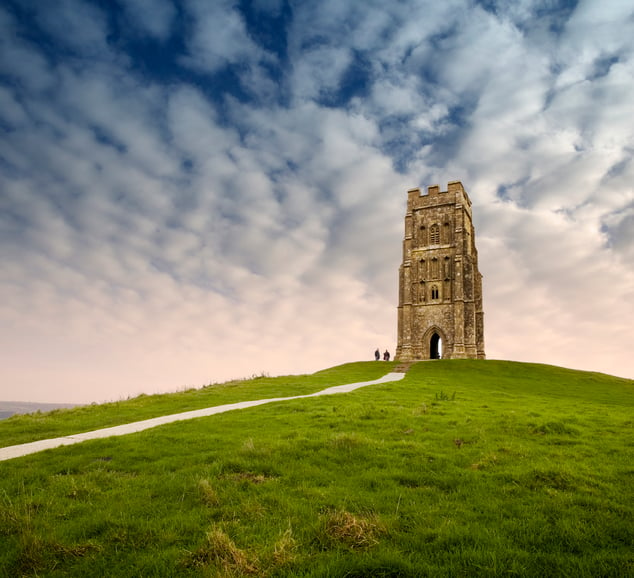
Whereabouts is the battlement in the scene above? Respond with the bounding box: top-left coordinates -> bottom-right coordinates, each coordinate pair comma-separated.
407,181 -> 472,211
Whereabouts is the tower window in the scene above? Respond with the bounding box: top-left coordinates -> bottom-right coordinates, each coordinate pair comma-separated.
431,286 -> 439,300
430,224 -> 440,244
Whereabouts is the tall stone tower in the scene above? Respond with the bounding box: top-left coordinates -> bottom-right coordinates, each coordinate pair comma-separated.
396,181 -> 485,360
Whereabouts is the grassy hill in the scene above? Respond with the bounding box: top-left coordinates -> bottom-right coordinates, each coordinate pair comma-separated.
0,360 -> 632,576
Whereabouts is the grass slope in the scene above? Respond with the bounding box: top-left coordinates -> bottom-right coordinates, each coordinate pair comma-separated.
0,363 -> 390,448
0,360 -> 632,577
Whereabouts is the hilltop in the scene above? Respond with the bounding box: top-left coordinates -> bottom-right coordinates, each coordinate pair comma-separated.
0,360 -> 632,576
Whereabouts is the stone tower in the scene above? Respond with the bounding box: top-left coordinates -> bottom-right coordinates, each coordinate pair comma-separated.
396,181 -> 485,360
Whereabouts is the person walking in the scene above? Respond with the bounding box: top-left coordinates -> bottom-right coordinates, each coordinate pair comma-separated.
375,348 -> 380,361
383,350 -> 390,361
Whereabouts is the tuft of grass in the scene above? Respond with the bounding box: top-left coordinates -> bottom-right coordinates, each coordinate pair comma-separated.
17,535 -> 100,576
319,510 -> 385,550
434,390 -> 456,401
329,432 -> 367,452
182,526 -> 258,574
271,526 -> 296,567
198,479 -> 219,507
531,420 -> 580,436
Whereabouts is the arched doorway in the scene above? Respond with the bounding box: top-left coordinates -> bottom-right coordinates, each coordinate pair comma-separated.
430,333 -> 442,359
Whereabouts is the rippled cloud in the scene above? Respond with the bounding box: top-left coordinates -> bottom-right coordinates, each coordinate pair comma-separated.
1,0 -> 632,402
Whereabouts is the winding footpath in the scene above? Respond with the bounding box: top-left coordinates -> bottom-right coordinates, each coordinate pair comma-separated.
0,372 -> 405,462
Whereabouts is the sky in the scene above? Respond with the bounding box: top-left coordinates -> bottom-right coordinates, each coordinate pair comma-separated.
1,0 -> 633,404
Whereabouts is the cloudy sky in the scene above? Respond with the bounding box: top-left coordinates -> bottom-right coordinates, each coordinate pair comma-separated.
1,0 -> 633,403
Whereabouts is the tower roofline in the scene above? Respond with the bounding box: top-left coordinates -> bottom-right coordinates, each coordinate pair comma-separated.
407,181 -> 472,211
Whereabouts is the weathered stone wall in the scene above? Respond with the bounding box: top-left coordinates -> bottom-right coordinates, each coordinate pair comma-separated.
396,181 -> 485,360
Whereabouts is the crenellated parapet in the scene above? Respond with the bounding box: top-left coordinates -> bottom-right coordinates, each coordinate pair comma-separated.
406,181 -> 472,215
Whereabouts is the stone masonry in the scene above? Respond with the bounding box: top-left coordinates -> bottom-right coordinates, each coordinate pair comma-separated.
396,181 -> 485,360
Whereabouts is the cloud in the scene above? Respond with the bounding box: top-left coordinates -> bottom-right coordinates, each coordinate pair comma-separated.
603,205 -> 634,262
122,0 -> 177,40
180,0 -> 272,73
1,0 -> 633,403
26,0 -> 111,58
0,8 -> 55,93
478,200 -> 634,372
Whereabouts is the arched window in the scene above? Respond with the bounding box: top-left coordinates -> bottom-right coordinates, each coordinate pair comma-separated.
430,224 -> 440,244
431,286 -> 439,300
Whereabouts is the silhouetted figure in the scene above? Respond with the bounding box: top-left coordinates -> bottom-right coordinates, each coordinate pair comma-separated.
383,350 -> 390,361
375,348 -> 380,361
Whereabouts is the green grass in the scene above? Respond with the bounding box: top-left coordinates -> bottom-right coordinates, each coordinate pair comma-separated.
0,360 -> 632,576
0,362 -> 394,448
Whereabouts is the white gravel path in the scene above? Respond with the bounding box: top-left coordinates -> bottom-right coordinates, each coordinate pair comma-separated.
0,372 -> 405,462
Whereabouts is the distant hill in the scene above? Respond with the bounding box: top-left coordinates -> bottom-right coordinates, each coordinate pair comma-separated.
0,401 -> 79,420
